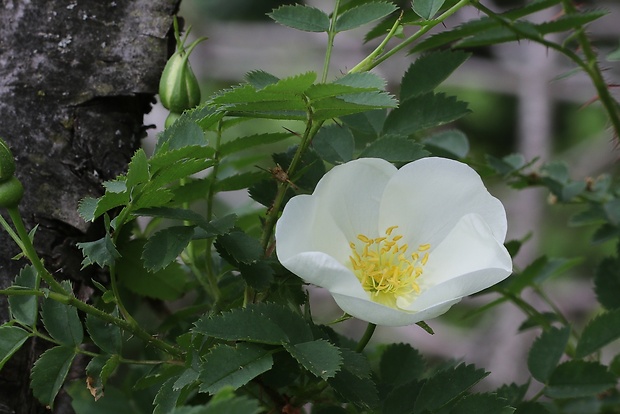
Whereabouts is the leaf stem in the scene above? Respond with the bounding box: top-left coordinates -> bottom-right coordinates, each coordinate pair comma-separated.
355,323 -> 377,353
349,0 -> 471,73
0,287 -> 184,358
321,0 -> 342,83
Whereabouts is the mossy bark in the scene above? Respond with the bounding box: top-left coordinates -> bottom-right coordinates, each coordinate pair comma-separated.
0,1 -> 180,412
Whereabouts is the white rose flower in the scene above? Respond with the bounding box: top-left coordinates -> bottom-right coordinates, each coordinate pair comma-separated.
275,157 -> 512,326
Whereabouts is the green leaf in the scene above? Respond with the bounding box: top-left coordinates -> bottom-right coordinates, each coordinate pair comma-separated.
514,401 -> 551,414
283,339 -> 342,380
536,11 -> 607,34
0,325 -> 31,371
455,22 -> 540,48
239,260 -> 275,291
335,2 -> 398,32
449,393 -> 512,414
126,148 -> 150,192
401,50 -> 470,100
31,346 -> 76,409
313,124 -> 355,164
78,191 -> 130,223
178,388 -> 261,414
41,287 -> 84,346
198,343 -> 273,395
546,360 -> 616,399
268,4 -> 330,32
383,380 -> 423,414
380,343 -> 425,387
142,225 -> 195,272
193,302 -> 312,345
85,353 -> 120,402
216,231 -> 263,265
412,0 -> 446,20
155,115 -> 209,154
486,153 -> 526,176
359,136 -> 428,162
495,382 -> 529,407
424,129 -> 469,159
527,325 -> 570,383
8,265 -> 38,326
219,132 -> 292,157
214,172 -> 267,193
154,377 -> 182,414
328,352 -> 379,410
85,311 -> 122,355
117,239 -> 187,300
77,232 -> 121,269
383,93 -> 470,136
518,312 -> 560,332
608,43 -> 620,62
576,308 -> 620,358
594,252 -> 620,310
414,364 -> 489,413
245,70 -> 280,89
342,109 -> 386,137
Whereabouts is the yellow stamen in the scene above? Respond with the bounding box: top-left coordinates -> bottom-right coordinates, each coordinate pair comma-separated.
348,226 -> 431,309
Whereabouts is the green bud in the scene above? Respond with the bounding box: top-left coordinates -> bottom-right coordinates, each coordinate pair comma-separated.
164,112 -> 181,129
0,137 -> 16,182
159,37 -> 205,113
0,176 -> 24,208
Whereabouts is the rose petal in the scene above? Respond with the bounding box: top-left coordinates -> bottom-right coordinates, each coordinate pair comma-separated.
312,157 -> 396,240
406,213 -> 512,311
379,157 -> 507,249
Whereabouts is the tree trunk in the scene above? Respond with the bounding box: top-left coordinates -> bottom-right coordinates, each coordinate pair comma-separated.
0,0 -> 180,412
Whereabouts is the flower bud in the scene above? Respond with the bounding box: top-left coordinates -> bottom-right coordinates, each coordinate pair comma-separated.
0,176 -> 24,208
159,37 -> 205,113
164,112 -> 181,129
0,137 -> 16,182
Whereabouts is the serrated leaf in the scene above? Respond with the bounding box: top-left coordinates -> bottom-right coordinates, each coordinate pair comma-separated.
383,93 -> 469,136
0,325 -> 31,371
359,136 -> 428,162
411,18 -> 497,53
536,11 -> 607,34
424,129 -> 470,159
149,145 -> 215,173
383,379 -> 423,414
86,354 -> 109,401
412,0 -> 446,20
245,70 -> 280,89
118,239 -> 186,300
193,302 -> 312,345
495,382 -> 529,407
142,225 -> 195,272
401,50 -> 470,100
342,109 -> 386,136
527,325 -> 570,383
77,233 -> 121,269
85,311 -> 122,355
216,231 -> 262,265
546,360 -> 616,398
313,124 -> 355,164
79,191 -> 130,223
126,148 -> 150,191
380,343 -> 425,387
518,312 -> 560,332
268,4 -> 330,32
198,343 -> 273,395
31,346 -> 76,409
284,340 -> 342,380
42,291 -> 84,347
336,2 -> 398,32
328,360 -> 379,409
156,116 -> 208,154
214,172 -> 267,193
239,260 -> 275,291
8,265 -> 38,326
449,393 -> 512,414
576,309 -> 620,358
594,253 -> 620,310
154,377 -> 182,414
514,401 -> 550,414
414,363 -> 489,413
219,133 -> 292,157
455,22 -> 541,48
78,197 -> 99,222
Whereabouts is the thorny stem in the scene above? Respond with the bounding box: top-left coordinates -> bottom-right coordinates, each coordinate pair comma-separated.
349,0 -> 471,73
473,0 -> 620,138
321,0 -> 341,83
1,287 -> 183,358
355,323 -> 377,353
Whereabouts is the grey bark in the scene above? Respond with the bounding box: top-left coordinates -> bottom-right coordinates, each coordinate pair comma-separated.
0,0 -> 180,412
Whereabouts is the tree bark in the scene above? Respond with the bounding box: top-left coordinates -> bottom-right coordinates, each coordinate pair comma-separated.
0,0 -> 180,412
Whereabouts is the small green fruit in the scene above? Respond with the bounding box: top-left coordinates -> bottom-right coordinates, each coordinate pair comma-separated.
0,176 -> 24,208
0,138 -> 16,182
159,38 -> 204,113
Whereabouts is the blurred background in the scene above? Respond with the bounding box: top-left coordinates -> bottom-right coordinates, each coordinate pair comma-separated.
145,0 -> 620,390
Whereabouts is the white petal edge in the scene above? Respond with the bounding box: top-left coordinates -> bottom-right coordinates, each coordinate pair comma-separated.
405,213 -> 512,312
379,157 -> 507,250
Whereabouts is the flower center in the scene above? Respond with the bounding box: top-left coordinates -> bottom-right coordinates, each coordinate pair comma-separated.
348,226 -> 430,309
